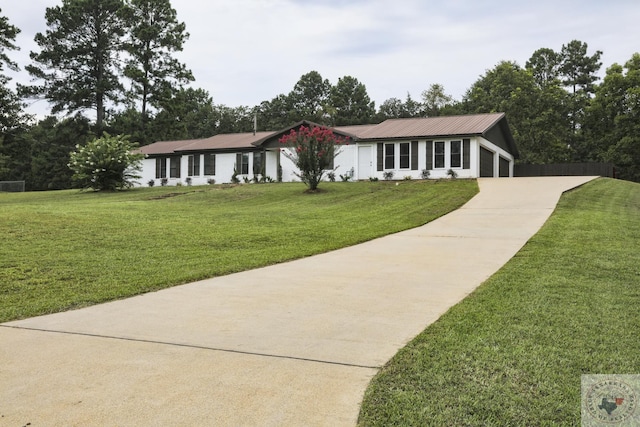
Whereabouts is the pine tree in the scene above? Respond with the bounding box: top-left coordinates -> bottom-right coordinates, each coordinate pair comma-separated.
122,0 -> 193,124
22,0 -> 127,131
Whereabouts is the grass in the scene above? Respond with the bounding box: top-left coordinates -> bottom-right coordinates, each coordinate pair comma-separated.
0,180 -> 477,323
358,178 -> 640,426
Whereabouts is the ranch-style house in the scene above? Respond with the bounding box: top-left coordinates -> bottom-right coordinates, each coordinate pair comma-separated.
137,112 -> 519,186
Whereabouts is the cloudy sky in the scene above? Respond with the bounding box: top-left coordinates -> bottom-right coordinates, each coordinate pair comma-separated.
3,0 -> 640,116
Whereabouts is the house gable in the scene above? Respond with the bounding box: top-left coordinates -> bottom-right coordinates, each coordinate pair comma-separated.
256,120 -> 356,149
482,117 -> 519,159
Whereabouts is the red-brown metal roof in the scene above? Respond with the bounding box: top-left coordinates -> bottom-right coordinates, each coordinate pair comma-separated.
139,132 -> 274,155
182,131 -> 274,151
138,139 -> 199,156
139,113 -> 515,156
334,124 -> 378,138
355,113 -> 505,140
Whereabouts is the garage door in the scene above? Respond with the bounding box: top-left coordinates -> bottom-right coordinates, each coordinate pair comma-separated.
480,147 -> 494,177
499,156 -> 510,177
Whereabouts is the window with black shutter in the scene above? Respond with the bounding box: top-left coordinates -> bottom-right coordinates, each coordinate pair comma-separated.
399,143 -> 410,169
451,140 -> 462,168
411,141 -> 419,170
155,157 -> 167,179
384,143 -> 395,169
426,141 -> 433,170
434,142 -> 445,168
463,139 -> 470,169
188,155 -> 200,176
169,157 -> 181,178
204,154 -> 216,175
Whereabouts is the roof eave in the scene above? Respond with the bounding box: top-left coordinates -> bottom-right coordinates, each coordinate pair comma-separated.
356,133 -> 483,142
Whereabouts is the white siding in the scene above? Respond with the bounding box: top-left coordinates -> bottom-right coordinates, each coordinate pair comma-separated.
135,136 -> 516,188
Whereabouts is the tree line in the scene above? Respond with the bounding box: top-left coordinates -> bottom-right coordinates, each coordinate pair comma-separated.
1,1 -> 639,190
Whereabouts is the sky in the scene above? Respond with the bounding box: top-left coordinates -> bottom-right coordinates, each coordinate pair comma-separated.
3,0 -> 640,118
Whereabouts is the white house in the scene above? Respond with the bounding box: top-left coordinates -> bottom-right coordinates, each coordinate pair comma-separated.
136,112 -> 519,186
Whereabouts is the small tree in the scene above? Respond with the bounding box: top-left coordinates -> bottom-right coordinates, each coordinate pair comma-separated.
69,133 -> 145,191
279,125 -> 349,191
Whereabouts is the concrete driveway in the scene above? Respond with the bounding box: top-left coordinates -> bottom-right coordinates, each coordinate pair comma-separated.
0,176 -> 596,426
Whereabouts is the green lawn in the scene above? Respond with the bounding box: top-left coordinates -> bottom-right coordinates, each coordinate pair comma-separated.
0,180 -> 477,322
358,178 -> 640,426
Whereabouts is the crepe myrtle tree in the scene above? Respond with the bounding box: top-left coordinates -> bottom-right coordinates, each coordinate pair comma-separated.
279,125 -> 349,191
68,133 -> 145,191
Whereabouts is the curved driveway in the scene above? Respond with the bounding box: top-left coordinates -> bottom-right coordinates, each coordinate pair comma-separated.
1,176 -> 596,426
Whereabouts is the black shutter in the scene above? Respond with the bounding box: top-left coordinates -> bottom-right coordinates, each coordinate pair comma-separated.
377,143 -> 383,171
425,141 -> 433,170
411,141 -> 419,170
463,139 -> 470,169
236,153 -> 242,173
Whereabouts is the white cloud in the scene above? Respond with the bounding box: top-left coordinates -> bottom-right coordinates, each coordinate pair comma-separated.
2,0 -> 640,117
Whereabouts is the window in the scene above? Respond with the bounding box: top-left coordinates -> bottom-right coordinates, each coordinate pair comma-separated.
155,157 -> 166,179
204,153 -> 216,175
188,155 -> 200,177
434,142 -> 445,168
236,153 -> 249,175
399,143 -> 410,169
169,157 -> 181,178
450,140 -> 462,168
384,143 -> 395,169
241,153 -> 249,175
253,151 -> 264,175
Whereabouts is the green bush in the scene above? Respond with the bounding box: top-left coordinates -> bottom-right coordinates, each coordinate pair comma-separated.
68,133 -> 144,191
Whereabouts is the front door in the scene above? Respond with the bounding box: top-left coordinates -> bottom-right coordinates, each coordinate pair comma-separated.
358,146 -> 373,180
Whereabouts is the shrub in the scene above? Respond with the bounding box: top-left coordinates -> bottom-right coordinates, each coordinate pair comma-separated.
421,169 -> 431,179
161,177 -> 168,186
340,173 -> 351,182
279,125 -> 349,191
369,176 -> 379,182
231,167 -> 240,183
68,133 -> 144,191
207,178 -> 216,185
404,175 -> 412,180
147,179 -> 155,187
327,171 -> 336,182
383,171 -> 394,180
185,177 -> 192,186
447,168 -> 458,179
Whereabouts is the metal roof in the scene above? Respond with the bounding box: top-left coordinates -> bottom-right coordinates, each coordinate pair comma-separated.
138,139 -> 199,156
139,132 -> 274,155
334,124 -> 378,138
138,113 -> 517,156
354,113 -> 506,140
181,131 -> 274,151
